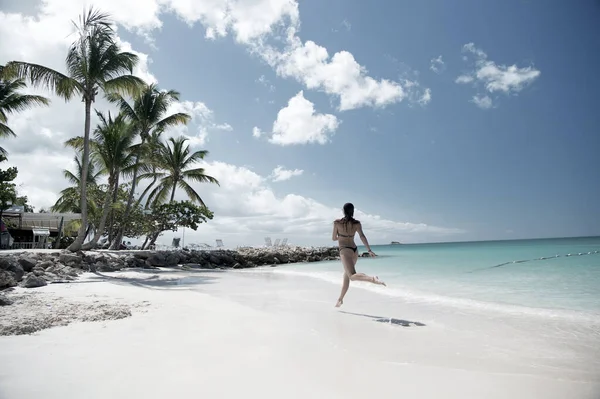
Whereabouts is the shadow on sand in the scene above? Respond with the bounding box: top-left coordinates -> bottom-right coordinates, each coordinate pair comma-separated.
339,311 -> 426,327
60,268 -> 222,290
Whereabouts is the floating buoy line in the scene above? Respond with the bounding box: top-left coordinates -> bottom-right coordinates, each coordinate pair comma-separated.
467,250 -> 600,273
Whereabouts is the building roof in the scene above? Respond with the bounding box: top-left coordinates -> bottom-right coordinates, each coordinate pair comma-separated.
1,211 -> 81,233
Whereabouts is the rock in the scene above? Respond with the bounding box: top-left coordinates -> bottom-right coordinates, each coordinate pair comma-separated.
59,253 -> 82,265
219,254 -> 235,266
0,292 -> 12,306
42,272 -> 59,282
1,245 -> 340,284
126,256 -> 147,269
165,252 -> 180,266
38,261 -> 54,269
97,262 -> 122,272
208,254 -> 221,265
21,274 -> 47,288
4,261 -> 24,281
147,253 -> 166,267
0,257 -> 12,270
0,269 -> 17,290
133,251 -> 152,260
18,257 -> 37,272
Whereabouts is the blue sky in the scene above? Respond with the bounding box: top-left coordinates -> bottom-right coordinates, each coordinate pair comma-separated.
1,0 -> 599,246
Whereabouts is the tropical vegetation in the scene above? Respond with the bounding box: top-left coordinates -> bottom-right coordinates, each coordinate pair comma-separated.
0,7 -> 219,251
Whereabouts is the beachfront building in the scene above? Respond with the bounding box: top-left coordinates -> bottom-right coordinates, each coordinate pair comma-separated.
0,205 -> 81,249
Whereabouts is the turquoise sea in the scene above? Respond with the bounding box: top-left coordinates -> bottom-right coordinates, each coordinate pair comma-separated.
274,236 -> 600,321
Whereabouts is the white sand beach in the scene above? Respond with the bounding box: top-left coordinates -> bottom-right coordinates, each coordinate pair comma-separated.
1,268 -> 599,399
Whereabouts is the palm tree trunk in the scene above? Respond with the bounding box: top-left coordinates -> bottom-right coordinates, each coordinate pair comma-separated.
136,171 -> 157,209
141,235 -> 150,250
169,180 -> 178,203
107,175 -> 119,243
110,140 -> 144,249
81,177 -> 114,250
68,98 -> 92,252
147,231 -> 161,249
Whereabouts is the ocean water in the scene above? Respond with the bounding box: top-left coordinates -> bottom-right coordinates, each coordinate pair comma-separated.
273,237 -> 600,321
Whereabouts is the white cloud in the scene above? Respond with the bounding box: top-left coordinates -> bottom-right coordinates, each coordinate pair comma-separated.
456,42 -> 540,107
418,88 -> 432,105
270,166 -> 303,182
0,0 -> 460,247
261,38 -> 406,111
158,160 -> 465,247
471,95 -> 493,109
252,127 -> 264,138
341,19 -> 351,31
258,91 -> 339,146
165,101 -> 232,146
4,0 -> 420,114
430,55 -> 445,74
455,75 -> 474,84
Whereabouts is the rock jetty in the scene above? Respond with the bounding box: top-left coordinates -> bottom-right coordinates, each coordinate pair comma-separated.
0,246 -> 341,292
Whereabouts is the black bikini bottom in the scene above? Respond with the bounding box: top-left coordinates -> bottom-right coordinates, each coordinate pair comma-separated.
340,246 -> 357,253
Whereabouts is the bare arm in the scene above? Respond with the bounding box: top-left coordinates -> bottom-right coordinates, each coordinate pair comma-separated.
357,222 -> 375,254
332,222 -> 338,241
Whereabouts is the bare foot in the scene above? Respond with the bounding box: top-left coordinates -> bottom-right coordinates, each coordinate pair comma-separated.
335,299 -> 343,307
373,276 -> 386,286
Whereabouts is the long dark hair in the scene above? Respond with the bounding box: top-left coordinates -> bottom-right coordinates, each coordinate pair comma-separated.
340,202 -> 359,229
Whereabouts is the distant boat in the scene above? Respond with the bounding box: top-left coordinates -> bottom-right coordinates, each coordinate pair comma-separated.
390,241 -> 402,245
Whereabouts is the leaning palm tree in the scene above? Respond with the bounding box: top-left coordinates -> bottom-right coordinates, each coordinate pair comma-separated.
107,84 -> 190,249
142,136 -> 219,207
3,8 -> 145,251
0,65 -> 50,156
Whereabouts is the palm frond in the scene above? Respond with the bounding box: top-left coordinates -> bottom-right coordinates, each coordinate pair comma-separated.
64,136 -> 84,150
182,168 -> 220,186
180,149 -> 209,169
106,94 -> 139,123
0,78 -> 50,118
62,168 -> 81,186
154,112 -> 191,131
137,171 -> 167,181
146,179 -> 172,208
178,180 -> 206,207
0,122 -> 16,139
3,61 -> 81,100
100,51 -> 139,77
103,75 -> 145,98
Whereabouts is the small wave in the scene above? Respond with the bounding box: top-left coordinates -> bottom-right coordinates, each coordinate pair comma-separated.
269,269 -> 600,324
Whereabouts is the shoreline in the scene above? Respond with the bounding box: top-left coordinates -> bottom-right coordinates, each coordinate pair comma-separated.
0,267 -> 598,399
0,246 -> 342,291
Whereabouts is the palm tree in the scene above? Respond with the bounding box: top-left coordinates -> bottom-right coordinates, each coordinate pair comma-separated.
135,129 -> 163,208
81,111 -> 136,249
3,8 -> 145,251
51,154 -> 102,214
0,65 -> 50,156
142,136 -> 219,207
108,84 -> 190,249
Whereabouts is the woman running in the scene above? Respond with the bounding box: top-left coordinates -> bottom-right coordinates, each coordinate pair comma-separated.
332,202 -> 386,307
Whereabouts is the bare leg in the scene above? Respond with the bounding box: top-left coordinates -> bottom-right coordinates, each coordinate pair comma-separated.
337,248 -> 386,307
336,273 -> 350,307
349,273 -> 386,286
